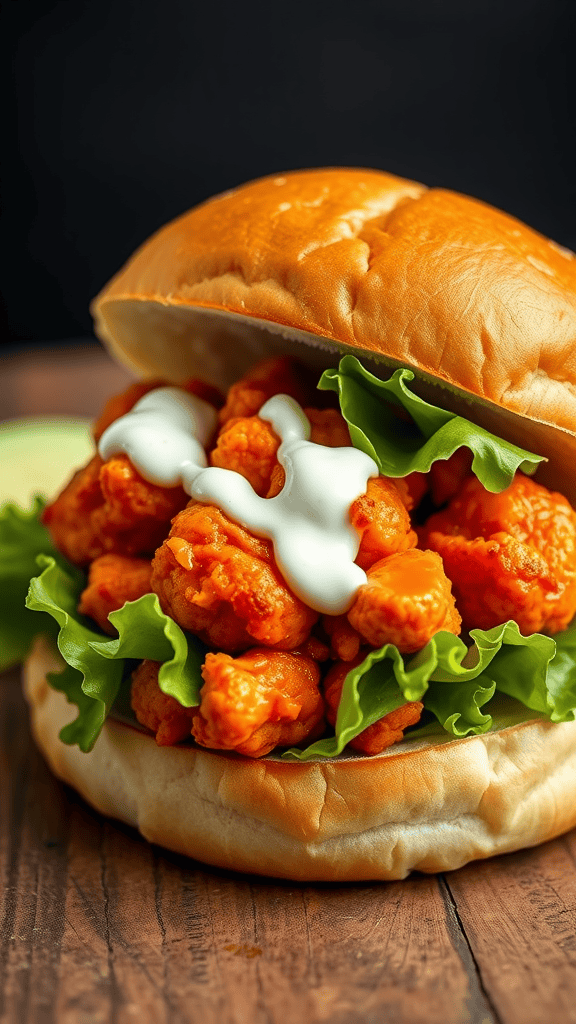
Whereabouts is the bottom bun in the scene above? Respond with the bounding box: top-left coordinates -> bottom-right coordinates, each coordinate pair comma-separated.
23,636 -> 576,882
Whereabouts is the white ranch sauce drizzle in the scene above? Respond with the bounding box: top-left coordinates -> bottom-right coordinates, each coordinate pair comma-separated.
98,388 -> 218,485
98,388 -> 378,614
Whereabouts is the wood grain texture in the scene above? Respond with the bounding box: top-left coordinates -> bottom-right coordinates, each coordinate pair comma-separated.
2,667 -> 576,1024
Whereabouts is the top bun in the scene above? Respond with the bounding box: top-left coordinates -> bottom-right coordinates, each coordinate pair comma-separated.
92,167 -> 576,500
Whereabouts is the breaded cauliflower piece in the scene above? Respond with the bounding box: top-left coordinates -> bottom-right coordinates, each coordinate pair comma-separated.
347,548 -> 461,653
349,477 -> 417,570
44,378 -> 221,567
322,613 -> 362,662
131,660 -> 195,746
397,472 -> 428,512
210,416 -> 282,496
421,473 -> 576,634
42,454 -> 190,566
305,407 -> 351,448
192,648 -> 325,757
323,656 -> 423,755
218,356 -> 323,424
151,504 -> 318,653
78,553 -> 152,634
211,406 -> 351,497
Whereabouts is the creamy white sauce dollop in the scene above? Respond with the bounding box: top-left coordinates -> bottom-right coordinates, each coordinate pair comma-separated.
98,388 -> 378,614
98,388 -> 218,485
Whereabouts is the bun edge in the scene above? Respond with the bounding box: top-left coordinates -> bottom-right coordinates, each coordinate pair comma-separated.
23,637 -> 576,881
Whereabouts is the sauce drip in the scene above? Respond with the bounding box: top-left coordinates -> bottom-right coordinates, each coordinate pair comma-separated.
98,389 -> 379,614
98,387 -> 218,486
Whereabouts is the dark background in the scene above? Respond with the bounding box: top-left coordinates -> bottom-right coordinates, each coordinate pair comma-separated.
3,0 -> 575,346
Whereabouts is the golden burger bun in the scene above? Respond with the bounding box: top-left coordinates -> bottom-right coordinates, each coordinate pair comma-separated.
92,167 -> 576,500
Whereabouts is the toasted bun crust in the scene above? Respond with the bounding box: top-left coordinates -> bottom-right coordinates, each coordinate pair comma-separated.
24,637 -> 576,881
92,167 -> 576,501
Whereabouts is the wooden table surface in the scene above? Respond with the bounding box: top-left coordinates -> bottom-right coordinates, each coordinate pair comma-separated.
1,343 -> 575,1024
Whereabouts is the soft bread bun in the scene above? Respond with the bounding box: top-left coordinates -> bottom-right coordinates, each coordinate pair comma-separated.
92,167 -> 576,502
24,637 -> 576,881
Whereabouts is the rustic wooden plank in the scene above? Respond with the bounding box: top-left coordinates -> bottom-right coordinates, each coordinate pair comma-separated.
0,668 -> 69,1024
1,670 -> 497,1024
55,815 -> 171,1024
445,836 -> 576,1024
102,859 -> 497,1024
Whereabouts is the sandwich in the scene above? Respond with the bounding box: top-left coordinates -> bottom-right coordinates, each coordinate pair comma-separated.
2,167 -> 575,881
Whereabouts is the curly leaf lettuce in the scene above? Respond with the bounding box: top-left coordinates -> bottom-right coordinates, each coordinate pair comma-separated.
284,618 -> 576,760
25,555 -> 123,750
25,555 -> 205,751
91,594 -> 206,707
0,498 -> 76,670
319,356 -> 543,491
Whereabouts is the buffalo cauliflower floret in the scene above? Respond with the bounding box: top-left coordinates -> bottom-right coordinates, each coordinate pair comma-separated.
192,648 -> 325,757
131,660 -> 195,746
218,356 -> 323,424
150,503 -> 318,653
421,473 -> 576,634
347,548 -> 461,653
78,553 -> 152,634
211,406 -> 351,497
44,378 -> 220,566
42,454 -> 190,566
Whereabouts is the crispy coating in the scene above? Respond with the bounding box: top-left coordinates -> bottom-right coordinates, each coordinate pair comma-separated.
348,548 -> 461,653
78,554 -> 152,634
212,407 -> 351,497
219,356 -> 323,424
349,477 -> 417,570
131,660 -> 195,746
210,417 -> 281,496
42,454 -> 189,566
298,635 -> 331,662
93,377 -> 222,442
305,407 -> 351,448
322,613 -> 362,662
421,473 -> 576,634
45,377 -> 221,566
323,656 -> 423,755
192,648 -> 325,757
151,503 -> 318,653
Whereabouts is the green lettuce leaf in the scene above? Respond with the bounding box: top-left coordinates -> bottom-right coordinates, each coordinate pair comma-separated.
284,618 -> 576,760
319,356 -> 543,491
90,594 -> 206,707
477,620 -> 576,723
25,555 -> 124,750
0,498 -> 76,670
25,555 -> 205,751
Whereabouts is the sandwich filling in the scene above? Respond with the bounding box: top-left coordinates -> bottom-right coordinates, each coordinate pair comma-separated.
2,355 -> 575,761
99,388 -> 378,615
